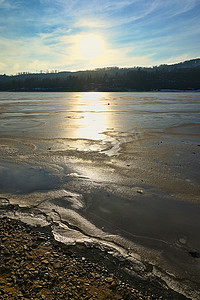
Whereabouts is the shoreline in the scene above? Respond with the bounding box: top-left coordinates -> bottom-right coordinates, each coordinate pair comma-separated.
0,89 -> 200,93
0,215 -> 188,300
0,217 -> 150,300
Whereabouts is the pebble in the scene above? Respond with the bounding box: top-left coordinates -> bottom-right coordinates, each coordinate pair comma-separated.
0,217 -> 153,299
41,259 -> 49,265
179,238 -> 187,245
137,189 -> 144,194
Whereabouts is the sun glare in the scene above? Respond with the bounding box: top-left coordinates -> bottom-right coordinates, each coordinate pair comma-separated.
79,34 -> 104,59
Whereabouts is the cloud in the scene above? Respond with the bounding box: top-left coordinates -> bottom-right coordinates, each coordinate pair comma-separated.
165,54 -> 192,65
0,0 -> 16,9
0,35 -> 60,74
72,0 -> 198,33
90,50 -> 155,69
0,61 -> 6,73
73,1 -> 156,30
0,28 -> 155,74
161,0 -> 197,17
0,0 -> 199,74
74,19 -> 109,30
0,0 -> 9,7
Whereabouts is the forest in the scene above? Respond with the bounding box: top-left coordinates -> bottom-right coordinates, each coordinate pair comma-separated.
0,59 -> 200,92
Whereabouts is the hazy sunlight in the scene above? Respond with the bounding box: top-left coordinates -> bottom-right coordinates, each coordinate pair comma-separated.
79,34 -> 105,59
76,92 -> 108,140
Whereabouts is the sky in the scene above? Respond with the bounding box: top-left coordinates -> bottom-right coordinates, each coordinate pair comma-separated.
0,0 -> 200,74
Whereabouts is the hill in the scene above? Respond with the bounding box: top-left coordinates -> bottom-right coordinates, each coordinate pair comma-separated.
0,58 -> 200,92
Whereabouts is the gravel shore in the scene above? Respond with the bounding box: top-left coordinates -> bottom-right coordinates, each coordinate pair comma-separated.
0,217 -> 189,300
0,217 -> 153,300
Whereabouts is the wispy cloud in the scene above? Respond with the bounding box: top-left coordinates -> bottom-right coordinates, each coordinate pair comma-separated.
0,0 -> 15,9
0,0 -> 199,74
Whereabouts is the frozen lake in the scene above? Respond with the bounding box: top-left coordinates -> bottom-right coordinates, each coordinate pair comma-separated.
0,92 -> 200,299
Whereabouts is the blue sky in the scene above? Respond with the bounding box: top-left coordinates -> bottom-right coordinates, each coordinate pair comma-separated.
0,0 -> 200,74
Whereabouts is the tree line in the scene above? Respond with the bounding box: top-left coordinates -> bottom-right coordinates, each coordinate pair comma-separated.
0,61 -> 200,92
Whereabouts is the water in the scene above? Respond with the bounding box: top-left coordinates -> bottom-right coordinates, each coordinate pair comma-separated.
0,92 -> 200,298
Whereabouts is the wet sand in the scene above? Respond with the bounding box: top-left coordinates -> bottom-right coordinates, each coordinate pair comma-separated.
0,92 -> 200,299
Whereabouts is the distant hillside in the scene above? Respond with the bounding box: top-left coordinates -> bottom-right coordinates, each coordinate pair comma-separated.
0,58 -> 200,92
162,58 -> 200,69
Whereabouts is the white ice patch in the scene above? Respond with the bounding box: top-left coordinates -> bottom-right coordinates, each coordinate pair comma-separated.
67,172 -> 89,180
0,189 -> 83,209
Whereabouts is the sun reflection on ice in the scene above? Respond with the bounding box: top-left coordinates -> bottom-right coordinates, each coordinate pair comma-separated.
75,92 -> 108,140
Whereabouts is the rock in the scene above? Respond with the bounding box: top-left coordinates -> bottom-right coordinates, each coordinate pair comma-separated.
32,242 -> 38,249
189,251 -> 200,258
29,268 -> 35,272
42,260 -> 49,265
106,276 -> 114,283
11,276 -> 17,284
54,262 -> 62,269
43,273 -> 49,280
23,274 -> 28,280
179,238 -> 186,245
37,236 -> 46,242
110,281 -> 117,290
137,189 -> 144,194
33,271 -> 39,275
16,278 -> 24,286
0,198 -> 9,206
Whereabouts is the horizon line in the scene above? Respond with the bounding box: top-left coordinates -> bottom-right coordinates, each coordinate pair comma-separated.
1,57 -> 199,76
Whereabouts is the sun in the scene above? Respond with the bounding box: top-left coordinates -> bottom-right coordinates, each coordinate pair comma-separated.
79,34 -> 104,59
